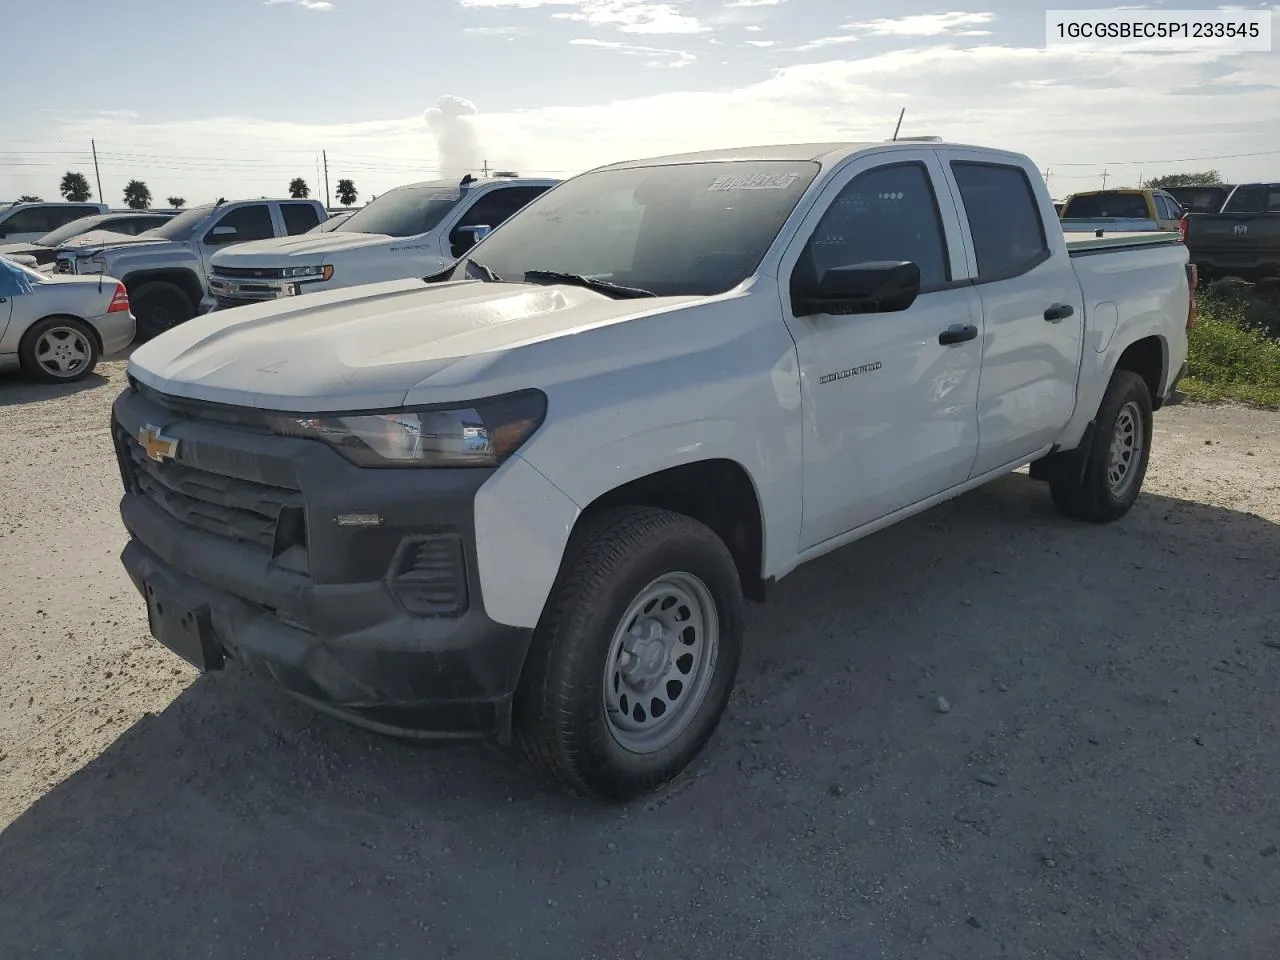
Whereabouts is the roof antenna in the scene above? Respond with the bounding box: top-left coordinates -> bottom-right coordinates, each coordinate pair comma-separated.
891,107 -> 905,141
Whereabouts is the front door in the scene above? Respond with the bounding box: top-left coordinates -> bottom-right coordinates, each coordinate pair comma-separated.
937,151 -> 1086,476
778,151 -> 984,550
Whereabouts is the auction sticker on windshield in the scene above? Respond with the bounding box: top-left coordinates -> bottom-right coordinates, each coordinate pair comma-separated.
708,173 -> 801,191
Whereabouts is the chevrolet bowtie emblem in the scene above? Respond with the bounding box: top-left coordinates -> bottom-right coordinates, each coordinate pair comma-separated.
138,424 -> 179,462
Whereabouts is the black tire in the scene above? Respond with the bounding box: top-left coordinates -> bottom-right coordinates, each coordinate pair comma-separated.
18,316 -> 100,383
131,281 -> 193,341
1050,369 -> 1153,523
514,506 -> 745,801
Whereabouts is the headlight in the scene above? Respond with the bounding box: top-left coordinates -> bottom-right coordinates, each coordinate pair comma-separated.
265,389 -> 547,468
281,264 -> 334,280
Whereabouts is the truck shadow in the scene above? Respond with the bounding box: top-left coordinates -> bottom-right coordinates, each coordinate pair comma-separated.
2,476 -> 1278,959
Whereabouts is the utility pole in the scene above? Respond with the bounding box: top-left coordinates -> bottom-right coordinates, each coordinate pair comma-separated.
322,150 -> 331,208
891,107 -> 905,141
1100,168 -> 1108,189
481,159 -> 489,177
91,139 -> 104,203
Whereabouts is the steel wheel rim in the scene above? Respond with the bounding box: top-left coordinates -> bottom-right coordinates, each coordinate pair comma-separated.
34,326 -> 92,378
1106,400 -> 1143,498
602,571 -> 720,754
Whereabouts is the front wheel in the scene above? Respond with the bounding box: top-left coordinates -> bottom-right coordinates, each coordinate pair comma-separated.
1050,369 -> 1153,523
131,281 -> 194,341
514,506 -> 745,800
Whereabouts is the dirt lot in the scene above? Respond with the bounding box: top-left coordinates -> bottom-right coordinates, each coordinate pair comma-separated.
1,360 -> 1278,959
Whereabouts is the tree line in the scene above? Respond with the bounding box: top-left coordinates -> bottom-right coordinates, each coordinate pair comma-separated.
16,170 -> 362,209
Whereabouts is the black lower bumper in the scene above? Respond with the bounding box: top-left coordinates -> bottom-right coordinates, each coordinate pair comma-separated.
112,386 -> 535,741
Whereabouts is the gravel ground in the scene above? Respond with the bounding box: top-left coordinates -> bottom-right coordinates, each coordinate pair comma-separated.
1,360 -> 1278,960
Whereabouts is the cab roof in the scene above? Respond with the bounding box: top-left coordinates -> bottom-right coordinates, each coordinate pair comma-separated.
593,140 -> 1023,171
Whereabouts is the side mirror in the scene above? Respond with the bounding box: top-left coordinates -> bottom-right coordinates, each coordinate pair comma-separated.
453,224 -> 491,253
209,225 -> 237,241
793,260 -> 921,317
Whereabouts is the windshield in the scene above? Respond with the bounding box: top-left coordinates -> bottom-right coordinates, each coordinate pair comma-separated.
1061,192 -> 1150,219
335,182 -> 467,237
141,203 -> 217,241
1222,184 -> 1280,214
36,215 -> 110,247
311,213 -> 352,233
446,160 -> 820,297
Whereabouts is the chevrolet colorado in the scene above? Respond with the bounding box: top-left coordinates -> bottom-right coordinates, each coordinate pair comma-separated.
113,140 -> 1193,800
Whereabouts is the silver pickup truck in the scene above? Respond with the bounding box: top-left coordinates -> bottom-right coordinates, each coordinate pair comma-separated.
54,198 -> 327,339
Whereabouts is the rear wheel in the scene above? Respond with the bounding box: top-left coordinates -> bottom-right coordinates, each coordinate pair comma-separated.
1050,370 -> 1153,523
131,282 -> 193,341
515,506 -> 744,800
19,316 -> 100,383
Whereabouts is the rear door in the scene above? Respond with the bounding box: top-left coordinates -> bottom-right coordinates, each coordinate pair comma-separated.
937,150 -> 1085,476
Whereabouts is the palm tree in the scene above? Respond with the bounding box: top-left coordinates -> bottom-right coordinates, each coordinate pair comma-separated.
288,177 -> 311,199
336,178 -> 358,206
16,194 -> 43,203
123,180 -> 152,210
167,197 -> 186,208
59,172 -> 93,202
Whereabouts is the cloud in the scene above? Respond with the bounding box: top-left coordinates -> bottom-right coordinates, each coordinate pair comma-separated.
457,0 -> 706,33
723,0 -> 787,6
263,0 -> 334,10
790,35 -> 858,52
843,12 -> 996,37
744,39 -> 775,46
30,42 -> 1280,204
570,37 -> 696,67
464,24 -> 527,34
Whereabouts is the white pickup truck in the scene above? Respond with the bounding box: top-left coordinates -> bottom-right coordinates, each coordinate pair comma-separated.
112,140 -> 1193,800
200,175 -> 558,312
54,197 -> 327,339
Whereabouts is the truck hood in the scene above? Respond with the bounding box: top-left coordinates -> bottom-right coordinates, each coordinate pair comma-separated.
211,231 -> 394,266
127,277 -> 697,410
58,231 -> 175,255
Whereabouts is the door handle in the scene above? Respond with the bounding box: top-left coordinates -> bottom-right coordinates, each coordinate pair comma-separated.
1044,303 -> 1074,322
938,323 -> 978,346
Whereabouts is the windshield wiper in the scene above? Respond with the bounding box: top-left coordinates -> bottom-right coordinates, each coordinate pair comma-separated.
522,269 -> 655,299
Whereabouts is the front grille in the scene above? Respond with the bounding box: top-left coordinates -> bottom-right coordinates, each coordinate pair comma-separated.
212,265 -> 287,279
114,419 -> 307,560
54,259 -> 73,274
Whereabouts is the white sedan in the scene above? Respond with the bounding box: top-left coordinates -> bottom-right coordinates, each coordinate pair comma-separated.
0,256 -> 135,382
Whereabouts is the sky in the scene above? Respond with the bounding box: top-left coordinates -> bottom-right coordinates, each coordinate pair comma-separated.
1,0 -> 1277,206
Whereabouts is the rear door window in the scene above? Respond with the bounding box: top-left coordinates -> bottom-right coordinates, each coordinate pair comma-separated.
281,203 -> 322,235
950,161 -> 1050,282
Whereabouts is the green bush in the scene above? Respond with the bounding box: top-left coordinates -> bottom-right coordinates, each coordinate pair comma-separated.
1181,281 -> 1280,407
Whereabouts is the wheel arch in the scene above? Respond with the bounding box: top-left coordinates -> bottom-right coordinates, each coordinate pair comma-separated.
123,269 -> 203,310
572,457 -> 768,603
1112,334 -> 1167,410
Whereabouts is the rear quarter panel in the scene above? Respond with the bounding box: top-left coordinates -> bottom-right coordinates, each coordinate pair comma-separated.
1056,240 -> 1189,449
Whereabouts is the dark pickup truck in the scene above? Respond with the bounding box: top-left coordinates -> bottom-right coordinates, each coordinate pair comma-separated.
1164,184 -> 1235,215
1184,182 -> 1280,283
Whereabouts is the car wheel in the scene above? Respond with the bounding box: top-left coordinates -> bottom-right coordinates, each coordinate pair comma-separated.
19,316 -> 101,383
131,282 -> 193,341
515,506 -> 745,800
1050,369 -> 1153,523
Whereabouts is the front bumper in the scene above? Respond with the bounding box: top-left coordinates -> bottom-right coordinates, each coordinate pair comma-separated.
112,384 -> 534,740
